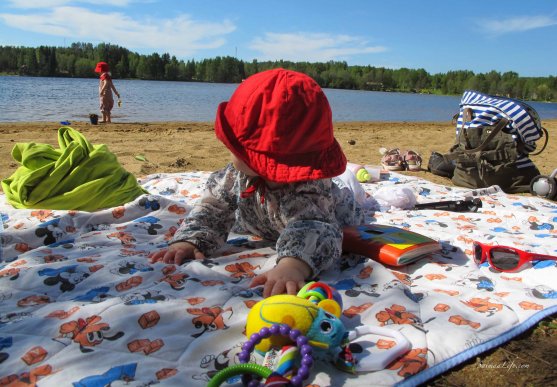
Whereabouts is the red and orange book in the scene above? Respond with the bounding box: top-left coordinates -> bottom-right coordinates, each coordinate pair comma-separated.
342,224 -> 441,266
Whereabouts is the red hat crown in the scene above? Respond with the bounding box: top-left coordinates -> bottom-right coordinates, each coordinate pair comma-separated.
215,68 -> 346,183
95,62 -> 109,73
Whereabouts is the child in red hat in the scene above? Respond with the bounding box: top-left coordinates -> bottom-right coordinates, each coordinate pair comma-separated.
150,69 -> 363,297
94,61 -> 120,123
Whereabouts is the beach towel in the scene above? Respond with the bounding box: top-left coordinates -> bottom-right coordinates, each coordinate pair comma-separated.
1,126 -> 147,212
0,171 -> 555,386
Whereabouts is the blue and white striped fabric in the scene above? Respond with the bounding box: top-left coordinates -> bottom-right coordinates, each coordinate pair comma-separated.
456,90 -> 543,168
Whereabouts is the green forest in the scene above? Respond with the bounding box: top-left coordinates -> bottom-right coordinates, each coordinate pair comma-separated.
1,42 -> 556,101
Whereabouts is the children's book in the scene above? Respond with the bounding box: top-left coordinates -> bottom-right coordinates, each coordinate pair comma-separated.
342,224 -> 441,266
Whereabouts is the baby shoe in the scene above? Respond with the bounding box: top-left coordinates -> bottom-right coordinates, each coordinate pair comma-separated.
403,150 -> 422,171
380,148 -> 405,171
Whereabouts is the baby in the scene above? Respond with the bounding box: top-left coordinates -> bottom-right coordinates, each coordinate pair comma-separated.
150,68 -> 363,297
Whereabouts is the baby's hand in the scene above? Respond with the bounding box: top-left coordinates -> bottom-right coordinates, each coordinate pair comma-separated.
250,257 -> 311,298
148,242 -> 205,265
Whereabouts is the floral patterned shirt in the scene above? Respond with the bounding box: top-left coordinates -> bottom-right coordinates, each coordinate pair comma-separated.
170,163 -> 364,276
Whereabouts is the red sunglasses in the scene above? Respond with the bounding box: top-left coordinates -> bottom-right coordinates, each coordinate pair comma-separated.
473,241 -> 557,272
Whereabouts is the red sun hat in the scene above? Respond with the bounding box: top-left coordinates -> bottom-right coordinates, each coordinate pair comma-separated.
215,68 -> 347,183
94,61 -> 109,73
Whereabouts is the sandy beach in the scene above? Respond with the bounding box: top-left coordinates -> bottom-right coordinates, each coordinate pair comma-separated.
1,120 -> 556,182
0,120 -> 556,385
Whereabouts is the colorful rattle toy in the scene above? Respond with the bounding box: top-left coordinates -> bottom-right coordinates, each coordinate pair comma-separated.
208,282 -> 411,386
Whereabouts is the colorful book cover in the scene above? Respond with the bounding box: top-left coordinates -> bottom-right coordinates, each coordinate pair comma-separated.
342,224 -> 441,266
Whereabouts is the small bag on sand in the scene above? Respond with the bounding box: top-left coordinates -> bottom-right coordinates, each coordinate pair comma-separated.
441,90 -> 548,193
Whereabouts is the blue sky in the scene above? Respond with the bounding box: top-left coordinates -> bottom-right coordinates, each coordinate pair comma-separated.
0,0 -> 556,77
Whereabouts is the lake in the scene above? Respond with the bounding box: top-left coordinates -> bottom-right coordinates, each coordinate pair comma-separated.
1,75 -> 557,123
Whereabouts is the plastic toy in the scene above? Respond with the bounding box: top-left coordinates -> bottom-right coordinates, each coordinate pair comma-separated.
208,282 -> 411,386
346,162 -> 381,183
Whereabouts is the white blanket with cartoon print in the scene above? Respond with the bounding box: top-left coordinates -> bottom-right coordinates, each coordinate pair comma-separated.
0,171 -> 556,386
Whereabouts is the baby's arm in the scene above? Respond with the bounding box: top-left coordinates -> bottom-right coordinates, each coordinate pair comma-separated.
250,180 -> 343,297
167,165 -> 238,258
110,81 -> 120,98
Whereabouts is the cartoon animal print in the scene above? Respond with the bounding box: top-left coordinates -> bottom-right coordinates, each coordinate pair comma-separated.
448,315 -> 481,329
0,364 -> 54,385
73,287 -> 111,303
376,304 -> 421,326
112,206 -> 126,219
376,304 -> 433,333
112,260 -> 154,275
122,290 -> 174,305
107,231 -> 136,247
58,315 -> 124,353
333,278 -> 379,298
461,297 -> 503,316
194,344 -> 255,382
186,306 -> 234,338
0,267 -> 20,281
224,262 -> 261,282
454,273 -> 495,292
0,311 -> 32,326
343,303 -> 374,318
42,254 -> 67,263
17,295 -> 51,307
72,363 -> 137,386
35,219 -> 65,245
168,204 -> 186,215
387,348 -> 428,377
527,285 -> 557,299
383,279 -> 427,303
0,336 -> 12,364
159,271 -> 198,291
526,216 -> 554,231
139,195 -> 161,211
218,285 -> 264,298
345,283 -> 380,298
38,265 -> 90,292
30,210 -> 54,222
164,226 -> 177,241
85,223 -> 112,232
132,216 -> 163,235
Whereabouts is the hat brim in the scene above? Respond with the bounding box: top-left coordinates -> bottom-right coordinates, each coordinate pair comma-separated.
215,102 -> 347,183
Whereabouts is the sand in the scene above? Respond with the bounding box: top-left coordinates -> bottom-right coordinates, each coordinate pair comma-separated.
0,120 -> 556,385
1,120 -> 556,182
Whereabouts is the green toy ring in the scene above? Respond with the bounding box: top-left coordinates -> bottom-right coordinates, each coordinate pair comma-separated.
206,363 -> 272,387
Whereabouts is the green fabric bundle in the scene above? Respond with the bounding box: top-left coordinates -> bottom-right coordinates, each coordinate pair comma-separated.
1,126 -> 147,211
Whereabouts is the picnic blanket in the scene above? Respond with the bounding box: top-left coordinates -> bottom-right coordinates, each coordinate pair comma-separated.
0,171 -> 556,386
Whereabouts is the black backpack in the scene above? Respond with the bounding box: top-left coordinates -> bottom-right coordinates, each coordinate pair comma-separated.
433,91 -> 548,193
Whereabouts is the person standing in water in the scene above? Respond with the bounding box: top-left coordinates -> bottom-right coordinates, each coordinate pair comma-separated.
94,61 -> 120,123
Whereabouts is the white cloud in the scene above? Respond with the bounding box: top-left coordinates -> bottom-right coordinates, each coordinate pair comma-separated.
481,15 -> 557,34
249,32 -> 386,62
6,0 -> 131,8
0,6 -> 235,56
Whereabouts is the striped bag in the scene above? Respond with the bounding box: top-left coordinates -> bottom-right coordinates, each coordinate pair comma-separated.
445,90 -> 548,193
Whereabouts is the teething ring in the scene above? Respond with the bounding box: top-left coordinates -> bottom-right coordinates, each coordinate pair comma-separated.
238,324 -> 314,387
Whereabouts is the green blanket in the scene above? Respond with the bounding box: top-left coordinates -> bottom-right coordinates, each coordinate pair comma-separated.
2,126 -> 147,211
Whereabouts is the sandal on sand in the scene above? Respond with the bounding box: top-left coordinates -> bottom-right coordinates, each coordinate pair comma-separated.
403,150 -> 422,171
380,148 -> 405,171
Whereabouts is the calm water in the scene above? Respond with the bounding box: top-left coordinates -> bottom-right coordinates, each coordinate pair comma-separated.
1,75 -> 557,123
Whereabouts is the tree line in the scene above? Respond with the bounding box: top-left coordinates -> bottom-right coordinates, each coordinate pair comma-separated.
1,42 -> 556,101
